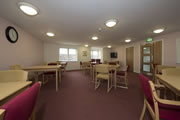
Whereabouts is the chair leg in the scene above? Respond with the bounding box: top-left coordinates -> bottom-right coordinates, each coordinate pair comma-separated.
95,77 -> 100,90
140,99 -> 146,120
107,78 -> 110,93
30,108 -> 36,120
125,76 -> 128,89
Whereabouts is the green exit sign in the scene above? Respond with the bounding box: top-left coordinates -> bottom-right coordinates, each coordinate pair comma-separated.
146,38 -> 153,42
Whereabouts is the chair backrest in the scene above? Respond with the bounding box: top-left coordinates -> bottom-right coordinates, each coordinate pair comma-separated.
96,59 -> 101,63
82,62 -> 91,67
95,64 -> 109,74
42,62 -> 48,66
116,61 -> 120,65
139,74 -> 153,103
10,64 -> 22,70
126,65 -> 129,72
56,61 -> 61,65
103,61 -> 108,64
91,59 -> 95,62
0,82 -> 40,120
155,65 -> 175,74
48,63 -> 57,65
0,70 -> 28,82
162,68 -> 180,76
108,62 -> 117,65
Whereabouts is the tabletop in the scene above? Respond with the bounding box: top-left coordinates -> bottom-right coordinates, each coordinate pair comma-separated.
23,65 -> 61,71
0,81 -> 32,102
156,74 -> 180,95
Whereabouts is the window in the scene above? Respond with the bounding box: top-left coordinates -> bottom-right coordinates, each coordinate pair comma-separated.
91,47 -> 103,60
59,48 -> 78,61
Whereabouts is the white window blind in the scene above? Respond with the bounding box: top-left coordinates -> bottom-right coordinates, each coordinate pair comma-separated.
91,47 -> 103,60
59,48 -> 78,61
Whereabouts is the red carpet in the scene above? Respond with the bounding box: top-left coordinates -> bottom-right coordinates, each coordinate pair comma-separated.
36,71 -> 151,120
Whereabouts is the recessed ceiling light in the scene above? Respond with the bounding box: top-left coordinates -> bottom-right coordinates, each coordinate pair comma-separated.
85,45 -> 88,47
153,28 -> 164,34
105,19 -> 118,28
125,39 -> 131,43
18,2 -> 39,16
46,32 -> 55,37
91,36 -> 98,40
107,45 -> 112,48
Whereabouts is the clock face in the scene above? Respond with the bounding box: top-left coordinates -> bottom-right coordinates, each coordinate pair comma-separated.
5,26 -> 19,43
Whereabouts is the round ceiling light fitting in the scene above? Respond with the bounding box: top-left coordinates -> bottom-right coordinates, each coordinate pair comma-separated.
91,36 -> 98,40
46,32 -> 55,37
18,2 -> 39,16
105,19 -> 118,28
125,39 -> 131,43
153,28 -> 164,34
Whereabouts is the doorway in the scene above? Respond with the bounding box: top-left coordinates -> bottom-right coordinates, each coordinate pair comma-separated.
126,47 -> 134,72
141,44 -> 153,74
140,41 -> 162,74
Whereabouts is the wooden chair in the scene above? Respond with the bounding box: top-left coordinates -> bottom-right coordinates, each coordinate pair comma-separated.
155,65 -> 176,83
80,61 -> 83,69
10,64 -> 22,70
155,65 -> 176,75
42,62 -> 48,65
10,64 -> 35,81
43,63 -> 57,83
103,60 -> 108,64
0,82 -> 41,120
108,62 -> 117,65
139,74 -> 180,120
148,81 -> 180,120
95,64 -> 112,93
96,59 -> 101,64
151,63 -> 156,81
82,62 -> 92,74
116,65 -> 129,89
91,59 -> 95,62
61,62 -> 68,73
0,70 -> 28,82
161,68 -> 180,76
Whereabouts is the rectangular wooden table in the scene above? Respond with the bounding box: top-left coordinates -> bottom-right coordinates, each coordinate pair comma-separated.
23,65 -> 61,91
156,74 -> 180,96
0,81 -> 32,106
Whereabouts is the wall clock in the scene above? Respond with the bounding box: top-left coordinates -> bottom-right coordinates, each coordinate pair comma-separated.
5,26 -> 19,43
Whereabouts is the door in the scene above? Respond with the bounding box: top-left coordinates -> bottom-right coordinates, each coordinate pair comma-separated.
141,44 -> 153,74
126,47 -> 134,72
153,41 -> 162,65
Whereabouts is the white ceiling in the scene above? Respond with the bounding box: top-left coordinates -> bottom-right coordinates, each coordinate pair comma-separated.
0,0 -> 180,47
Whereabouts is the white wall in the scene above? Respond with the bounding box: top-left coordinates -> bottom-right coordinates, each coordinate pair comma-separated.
44,42 -> 111,70
112,31 -> 180,73
0,17 -> 43,70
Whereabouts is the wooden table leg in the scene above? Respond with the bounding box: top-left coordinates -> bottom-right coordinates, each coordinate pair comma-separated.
59,68 -> 61,83
35,72 -> 39,82
115,69 -> 117,89
92,67 -> 94,82
56,70 -> 58,91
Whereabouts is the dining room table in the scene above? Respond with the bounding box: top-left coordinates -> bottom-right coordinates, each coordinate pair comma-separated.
23,65 -> 61,91
0,81 -> 32,106
156,74 -> 180,96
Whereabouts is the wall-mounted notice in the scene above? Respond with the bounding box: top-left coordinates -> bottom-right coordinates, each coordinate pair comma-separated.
176,38 -> 180,64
